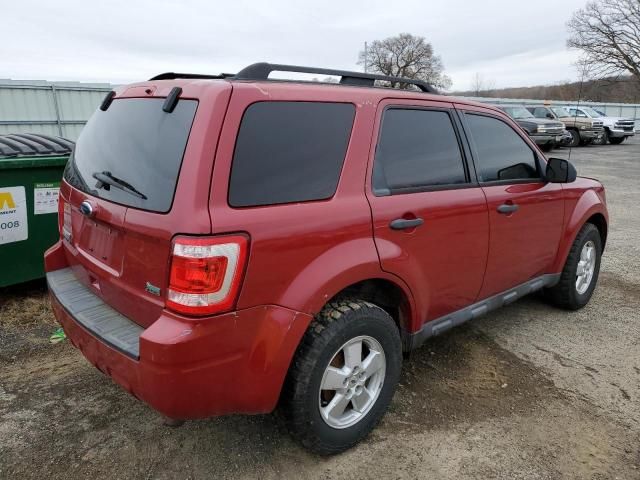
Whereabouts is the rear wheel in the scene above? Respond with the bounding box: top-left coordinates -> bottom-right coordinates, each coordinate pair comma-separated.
546,223 -> 602,310
568,129 -> 581,147
281,299 -> 402,455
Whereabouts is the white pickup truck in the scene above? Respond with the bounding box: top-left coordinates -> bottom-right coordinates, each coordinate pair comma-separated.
565,106 -> 636,145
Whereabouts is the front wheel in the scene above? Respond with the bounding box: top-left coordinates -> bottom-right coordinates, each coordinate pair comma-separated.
546,223 -> 602,310
609,137 -> 625,145
281,299 -> 402,455
568,129 -> 581,147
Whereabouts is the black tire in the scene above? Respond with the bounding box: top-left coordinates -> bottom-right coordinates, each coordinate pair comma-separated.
568,129 -> 581,147
541,142 -> 553,152
281,299 -> 402,455
546,223 -> 602,310
609,137 -> 624,145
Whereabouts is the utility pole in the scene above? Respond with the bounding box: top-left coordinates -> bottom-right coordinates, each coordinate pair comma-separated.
364,41 -> 368,73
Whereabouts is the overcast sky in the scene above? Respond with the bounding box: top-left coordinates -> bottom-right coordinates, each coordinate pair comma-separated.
3,0 -> 589,91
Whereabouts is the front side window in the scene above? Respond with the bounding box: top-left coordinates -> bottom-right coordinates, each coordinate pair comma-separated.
373,108 -> 467,194
228,101 -> 355,207
465,113 -> 540,183
532,107 -> 551,119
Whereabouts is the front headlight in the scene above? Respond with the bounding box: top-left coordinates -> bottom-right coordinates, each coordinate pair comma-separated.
537,126 -> 546,133
561,123 -> 566,129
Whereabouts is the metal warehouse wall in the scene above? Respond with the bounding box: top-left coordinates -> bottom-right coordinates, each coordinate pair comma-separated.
0,79 -> 639,141
0,80 -> 112,140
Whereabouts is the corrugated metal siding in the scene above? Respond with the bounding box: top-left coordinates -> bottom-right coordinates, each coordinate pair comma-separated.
0,80 -> 112,140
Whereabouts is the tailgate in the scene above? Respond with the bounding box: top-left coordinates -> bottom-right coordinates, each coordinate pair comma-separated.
56,81 -> 232,328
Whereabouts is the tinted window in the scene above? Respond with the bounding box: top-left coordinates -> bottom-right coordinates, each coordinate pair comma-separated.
465,114 -> 539,182
532,107 -> 550,118
229,102 -> 355,207
64,98 -> 197,212
373,109 -> 467,194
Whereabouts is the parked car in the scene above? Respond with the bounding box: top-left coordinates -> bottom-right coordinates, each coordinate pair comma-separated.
45,63 -> 609,455
565,106 -> 635,145
558,129 -> 574,147
526,105 -> 604,147
493,105 -> 565,151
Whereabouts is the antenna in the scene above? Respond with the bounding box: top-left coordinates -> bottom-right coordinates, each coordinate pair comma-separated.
569,64 -> 588,163
364,42 -> 368,73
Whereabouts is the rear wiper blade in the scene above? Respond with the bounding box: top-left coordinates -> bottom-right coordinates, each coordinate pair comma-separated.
92,171 -> 148,200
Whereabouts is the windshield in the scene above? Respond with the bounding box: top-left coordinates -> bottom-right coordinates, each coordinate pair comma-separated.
64,98 -> 198,212
551,107 -> 571,117
502,106 -> 535,119
581,107 -> 602,118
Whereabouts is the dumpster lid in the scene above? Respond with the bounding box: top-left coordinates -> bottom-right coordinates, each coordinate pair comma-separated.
0,133 -> 73,169
0,133 -> 74,157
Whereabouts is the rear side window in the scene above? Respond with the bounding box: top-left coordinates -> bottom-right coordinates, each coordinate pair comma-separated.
373,108 -> 467,195
464,113 -> 539,182
64,98 -> 198,213
229,102 -> 355,207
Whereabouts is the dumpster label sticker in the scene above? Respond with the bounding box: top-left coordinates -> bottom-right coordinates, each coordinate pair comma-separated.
0,186 -> 28,245
34,182 -> 60,215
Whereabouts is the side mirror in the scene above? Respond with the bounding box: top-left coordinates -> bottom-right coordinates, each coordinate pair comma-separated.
546,158 -> 577,183
546,113 -> 554,119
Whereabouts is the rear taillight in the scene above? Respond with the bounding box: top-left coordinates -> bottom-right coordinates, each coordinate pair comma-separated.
166,235 -> 248,316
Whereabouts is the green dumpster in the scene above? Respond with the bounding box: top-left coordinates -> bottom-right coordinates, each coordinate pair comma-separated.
0,134 -> 74,287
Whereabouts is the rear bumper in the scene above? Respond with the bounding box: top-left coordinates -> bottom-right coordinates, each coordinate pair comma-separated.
45,241 -> 313,419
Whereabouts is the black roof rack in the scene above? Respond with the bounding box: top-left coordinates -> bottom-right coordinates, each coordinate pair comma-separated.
234,63 -> 438,93
149,62 -> 438,94
149,72 -> 234,81
0,133 -> 74,158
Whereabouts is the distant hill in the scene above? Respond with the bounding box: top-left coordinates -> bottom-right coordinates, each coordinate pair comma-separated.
453,76 -> 640,103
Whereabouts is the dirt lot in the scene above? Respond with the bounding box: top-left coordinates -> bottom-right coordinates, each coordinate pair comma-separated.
1,138 -> 639,479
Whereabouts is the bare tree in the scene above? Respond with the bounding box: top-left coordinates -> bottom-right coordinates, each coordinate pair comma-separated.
567,0 -> 640,83
358,33 -> 452,90
470,72 -> 496,97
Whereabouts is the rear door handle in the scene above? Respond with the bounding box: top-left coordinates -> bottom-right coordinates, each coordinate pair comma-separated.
497,203 -> 519,214
389,218 -> 424,230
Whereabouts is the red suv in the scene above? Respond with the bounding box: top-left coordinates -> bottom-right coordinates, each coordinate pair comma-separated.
45,63 -> 608,454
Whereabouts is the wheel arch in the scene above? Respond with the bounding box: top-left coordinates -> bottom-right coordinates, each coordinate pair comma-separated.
552,191 -> 608,272
277,238 -> 418,329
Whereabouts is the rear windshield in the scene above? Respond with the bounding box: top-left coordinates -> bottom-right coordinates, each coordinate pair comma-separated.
64,98 -> 197,212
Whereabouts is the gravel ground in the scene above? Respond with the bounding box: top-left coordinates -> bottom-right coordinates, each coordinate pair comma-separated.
1,138 -> 639,479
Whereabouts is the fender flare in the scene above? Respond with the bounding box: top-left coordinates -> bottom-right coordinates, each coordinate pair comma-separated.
552,190 -> 608,272
277,237 -> 417,325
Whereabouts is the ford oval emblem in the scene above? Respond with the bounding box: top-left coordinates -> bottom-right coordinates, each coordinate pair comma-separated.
79,200 -> 95,217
